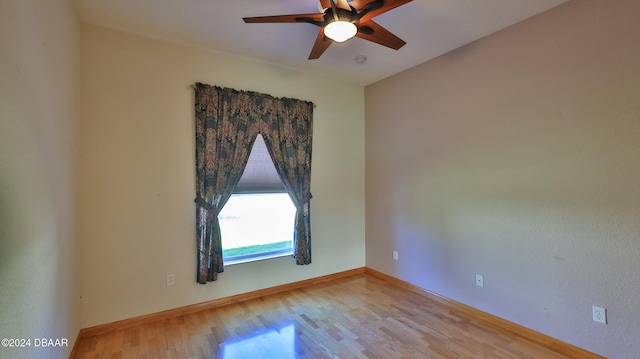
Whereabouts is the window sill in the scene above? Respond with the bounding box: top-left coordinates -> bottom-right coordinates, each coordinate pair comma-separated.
224,248 -> 293,266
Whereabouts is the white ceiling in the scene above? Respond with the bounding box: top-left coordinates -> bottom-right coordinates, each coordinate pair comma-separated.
73,0 -> 568,86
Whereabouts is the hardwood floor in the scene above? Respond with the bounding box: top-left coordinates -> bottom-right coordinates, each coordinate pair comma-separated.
73,273 -> 587,358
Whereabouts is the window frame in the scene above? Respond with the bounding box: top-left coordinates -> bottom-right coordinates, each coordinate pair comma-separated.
218,192 -> 296,266
218,133 -> 296,265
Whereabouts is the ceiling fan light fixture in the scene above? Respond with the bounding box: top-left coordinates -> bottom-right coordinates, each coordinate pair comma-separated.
324,21 -> 357,42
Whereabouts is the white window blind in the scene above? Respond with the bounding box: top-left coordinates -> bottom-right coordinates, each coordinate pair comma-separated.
234,134 -> 285,193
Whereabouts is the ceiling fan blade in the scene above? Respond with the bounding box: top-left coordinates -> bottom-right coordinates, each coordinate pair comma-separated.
347,0 -> 380,12
308,28 -> 333,59
320,0 -> 352,10
356,19 -> 406,50
243,13 -> 324,24
358,0 -> 413,23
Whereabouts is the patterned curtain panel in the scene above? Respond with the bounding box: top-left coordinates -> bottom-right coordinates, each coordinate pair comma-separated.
194,83 -> 314,283
194,84 -> 258,283
261,101 -> 314,265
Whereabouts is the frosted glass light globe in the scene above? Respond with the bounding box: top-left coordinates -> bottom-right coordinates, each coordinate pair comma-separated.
324,21 -> 357,42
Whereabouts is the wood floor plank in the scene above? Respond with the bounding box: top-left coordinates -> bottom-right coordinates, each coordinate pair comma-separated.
73,273 -> 599,358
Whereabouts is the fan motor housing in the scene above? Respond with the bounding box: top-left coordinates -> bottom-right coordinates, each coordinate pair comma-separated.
324,7 -> 356,25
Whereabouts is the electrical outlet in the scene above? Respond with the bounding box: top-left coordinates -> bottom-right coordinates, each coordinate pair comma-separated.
166,274 -> 175,286
475,274 -> 484,287
592,305 -> 607,324
393,251 -> 398,261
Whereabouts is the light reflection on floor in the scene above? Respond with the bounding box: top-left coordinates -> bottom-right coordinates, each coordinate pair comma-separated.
221,324 -> 296,359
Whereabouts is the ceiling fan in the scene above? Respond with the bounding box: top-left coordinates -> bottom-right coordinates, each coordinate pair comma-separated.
243,0 -> 413,59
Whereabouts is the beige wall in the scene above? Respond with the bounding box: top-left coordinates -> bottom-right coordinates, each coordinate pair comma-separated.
365,1 -> 640,357
78,24 -> 365,328
0,0 -> 81,358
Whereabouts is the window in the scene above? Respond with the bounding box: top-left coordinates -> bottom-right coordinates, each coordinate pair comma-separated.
194,83 -> 313,283
218,134 -> 296,264
218,193 -> 295,264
